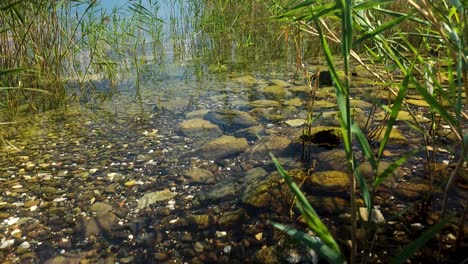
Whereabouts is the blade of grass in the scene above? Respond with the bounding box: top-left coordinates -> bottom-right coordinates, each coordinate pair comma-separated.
269,153 -> 342,256
270,222 -> 346,264
390,218 -> 448,264
373,149 -> 418,187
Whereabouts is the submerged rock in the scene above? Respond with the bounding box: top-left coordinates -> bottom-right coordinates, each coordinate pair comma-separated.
233,75 -> 258,85
396,181 -> 431,199
137,190 -> 177,210
204,109 -> 257,132
241,172 -> 293,213
305,171 -> 350,193
283,97 -> 303,107
75,212 -> 118,238
198,135 -> 249,160
260,85 -> 291,100
89,202 -> 113,215
285,119 -> 305,127
317,149 -> 348,171
197,181 -> 237,203
247,99 -> 282,108
247,135 -> 293,160
358,161 -> 404,188
233,125 -> 265,141
178,118 -> 222,138
184,167 -> 215,184
271,79 -> 292,88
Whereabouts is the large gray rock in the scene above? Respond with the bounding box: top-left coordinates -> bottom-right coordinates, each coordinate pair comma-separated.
178,118 -> 222,138
198,135 -> 249,160
204,110 -> 258,132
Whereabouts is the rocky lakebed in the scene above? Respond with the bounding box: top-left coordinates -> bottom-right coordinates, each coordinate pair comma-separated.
0,71 -> 466,263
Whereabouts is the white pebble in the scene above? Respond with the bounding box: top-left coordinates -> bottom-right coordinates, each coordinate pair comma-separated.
30,205 -> 37,211
19,241 -> 30,249
0,238 -> 15,249
223,245 -> 232,253
216,231 -> 227,237
169,218 -> 178,224
11,229 -> 21,236
6,217 -> 19,226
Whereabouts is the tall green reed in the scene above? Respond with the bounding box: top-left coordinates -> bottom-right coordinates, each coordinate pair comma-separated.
0,0 -> 164,120
275,0 -> 464,263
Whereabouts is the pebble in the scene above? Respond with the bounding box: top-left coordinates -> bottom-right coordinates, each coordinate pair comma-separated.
6,217 -> 19,226
0,238 -> 14,249
194,242 -> 204,253
223,245 -> 232,253
19,241 -> 31,249
255,232 -> 263,241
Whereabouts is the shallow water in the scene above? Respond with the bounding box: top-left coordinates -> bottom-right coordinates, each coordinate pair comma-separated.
1,2 -> 466,263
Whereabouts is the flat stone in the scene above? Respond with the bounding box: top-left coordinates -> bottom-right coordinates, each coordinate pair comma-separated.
285,119 -> 305,127
305,171 -> 350,193
283,97 -> 303,107
247,99 -> 282,108
317,149 -> 348,172
204,110 -> 257,132
198,136 -> 249,160
288,85 -> 309,96
233,75 -> 257,85
178,118 -> 222,138
137,190 -> 177,210
358,161 -> 404,188
396,181 -> 431,199
308,196 -> 349,214
197,181 -> 237,203
406,99 -> 430,107
89,202 -> 113,215
247,135 -> 292,159
233,125 -> 265,141
260,85 -> 291,100
218,209 -> 247,228
75,212 -> 118,238
184,167 -> 214,184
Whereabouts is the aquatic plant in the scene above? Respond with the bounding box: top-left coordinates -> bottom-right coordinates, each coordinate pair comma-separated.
0,0 -> 164,120
274,0 -> 465,263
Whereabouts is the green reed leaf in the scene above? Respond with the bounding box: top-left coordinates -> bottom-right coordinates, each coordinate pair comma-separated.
391,218 -> 448,264
0,68 -> 26,76
411,77 -> 459,128
377,59 -> 414,159
354,0 -> 393,10
373,7 -> 430,25
270,222 -> 346,264
269,153 -> 342,256
373,149 -> 418,187
354,13 -> 408,47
